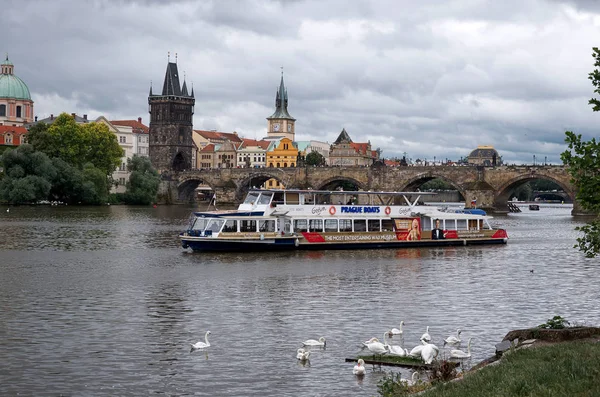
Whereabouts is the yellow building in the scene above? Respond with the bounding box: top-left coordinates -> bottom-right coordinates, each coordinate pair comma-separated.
264,138 -> 298,188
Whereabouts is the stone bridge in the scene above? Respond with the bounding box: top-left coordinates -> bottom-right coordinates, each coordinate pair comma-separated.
158,165 -> 584,214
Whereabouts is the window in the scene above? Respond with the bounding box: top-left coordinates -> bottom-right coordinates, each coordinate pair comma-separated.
382,219 -> 394,232
191,218 -> 208,231
240,220 -> 257,232
0,104 -> 6,117
293,219 -> 308,232
353,219 -> 367,232
325,219 -> 338,232
339,219 -> 352,232
16,106 -> 22,118
120,136 -> 126,143
258,193 -> 272,205
259,220 -> 276,232
222,220 -> 238,233
368,219 -> 381,232
120,162 -> 126,171
206,219 -> 225,233
309,219 -> 323,232
119,177 -> 126,185
5,134 -> 12,144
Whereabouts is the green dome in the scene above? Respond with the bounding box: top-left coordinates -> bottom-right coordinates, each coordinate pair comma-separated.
0,74 -> 31,100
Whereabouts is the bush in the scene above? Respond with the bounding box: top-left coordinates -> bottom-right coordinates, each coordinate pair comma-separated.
538,315 -> 570,329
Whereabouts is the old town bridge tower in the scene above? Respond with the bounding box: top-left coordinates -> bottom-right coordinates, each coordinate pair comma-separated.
148,58 -> 195,172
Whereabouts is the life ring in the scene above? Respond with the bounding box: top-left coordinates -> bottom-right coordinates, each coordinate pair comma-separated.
384,206 -> 391,215
329,206 -> 336,215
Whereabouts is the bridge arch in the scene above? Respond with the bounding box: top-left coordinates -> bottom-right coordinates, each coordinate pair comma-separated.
315,176 -> 367,191
494,173 -> 575,207
235,172 -> 291,202
399,173 -> 467,201
177,176 -> 216,203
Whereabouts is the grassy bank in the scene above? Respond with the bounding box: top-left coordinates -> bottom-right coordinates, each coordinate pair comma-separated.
414,341 -> 600,397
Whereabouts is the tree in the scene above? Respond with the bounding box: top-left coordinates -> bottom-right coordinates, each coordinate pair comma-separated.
0,145 -> 56,204
49,158 -> 85,204
306,151 -> 326,166
81,163 -> 109,205
124,155 -> 160,205
560,47 -> 600,258
81,122 -> 124,177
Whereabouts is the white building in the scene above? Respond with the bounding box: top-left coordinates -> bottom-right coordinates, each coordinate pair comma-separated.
96,116 -> 149,193
236,138 -> 270,168
295,140 -> 331,165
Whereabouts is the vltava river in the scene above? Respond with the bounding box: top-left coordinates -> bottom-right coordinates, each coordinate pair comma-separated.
0,204 -> 598,396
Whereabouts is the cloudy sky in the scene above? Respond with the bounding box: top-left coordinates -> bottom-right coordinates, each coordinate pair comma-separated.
5,0 -> 600,164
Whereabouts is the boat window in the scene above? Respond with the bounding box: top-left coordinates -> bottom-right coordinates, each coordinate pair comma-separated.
284,219 -> 292,234
294,219 -> 308,232
286,193 -> 300,205
205,219 -> 225,233
325,219 -> 338,232
272,192 -> 285,205
222,219 -> 238,232
240,220 -> 257,232
258,193 -> 273,205
191,218 -> 208,231
259,220 -> 276,232
382,219 -> 394,232
353,219 -> 367,232
243,192 -> 260,204
456,219 -> 468,230
368,219 -> 381,232
469,219 -> 479,230
339,219 -> 352,232
309,219 -> 323,232
422,217 -> 432,231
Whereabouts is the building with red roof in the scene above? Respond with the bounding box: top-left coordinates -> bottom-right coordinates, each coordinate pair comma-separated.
329,128 -> 380,166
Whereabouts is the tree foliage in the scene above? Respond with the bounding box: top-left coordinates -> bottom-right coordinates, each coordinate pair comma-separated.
124,155 -> 160,205
305,151 -> 326,166
0,145 -> 56,204
560,47 -> 600,258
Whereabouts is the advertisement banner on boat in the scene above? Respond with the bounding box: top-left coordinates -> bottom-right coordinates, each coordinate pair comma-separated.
393,218 -> 421,241
301,232 -> 398,243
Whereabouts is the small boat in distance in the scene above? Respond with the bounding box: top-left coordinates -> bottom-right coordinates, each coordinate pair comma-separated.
529,204 -> 540,211
179,189 -> 509,252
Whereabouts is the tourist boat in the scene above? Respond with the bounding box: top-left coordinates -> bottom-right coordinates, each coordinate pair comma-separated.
179,189 -> 509,252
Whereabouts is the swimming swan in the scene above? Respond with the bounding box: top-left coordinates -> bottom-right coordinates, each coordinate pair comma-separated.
296,348 -> 310,361
444,329 -> 462,345
190,331 -> 211,349
420,343 -> 439,364
302,337 -> 326,348
450,338 -> 472,358
420,326 -> 431,343
383,333 -> 408,357
353,358 -> 366,376
390,321 -> 404,335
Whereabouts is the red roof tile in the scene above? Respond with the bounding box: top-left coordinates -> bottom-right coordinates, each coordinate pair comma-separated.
200,144 -> 215,153
0,126 -> 28,134
240,138 -> 270,149
110,119 -> 149,134
194,129 -> 242,143
350,142 -> 369,154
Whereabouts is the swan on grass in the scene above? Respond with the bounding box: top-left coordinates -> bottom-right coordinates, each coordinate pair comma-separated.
450,338 -> 472,359
390,321 -> 404,336
444,329 -> 462,345
365,337 -> 387,357
420,326 -> 431,343
302,337 -> 326,348
383,333 -> 408,357
296,348 -> 310,361
353,359 -> 366,376
409,340 -> 428,358
400,372 -> 420,386
420,343 -> 439,365
190,331 -> 211,349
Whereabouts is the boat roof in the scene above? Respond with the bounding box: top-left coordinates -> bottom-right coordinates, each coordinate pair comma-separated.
248,189 -> 437,196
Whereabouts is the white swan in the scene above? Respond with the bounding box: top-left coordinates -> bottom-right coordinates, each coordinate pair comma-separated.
420,326 -> 431,343
390,321 -> 404,335
420,343 -> 439,364
450,338 -> 472,358
400,372 -> 420,386
296,348 -> 310,361
302,336 -> 326,348
409,340 -> 428,357
353,358 -> 366,376
383,333 -> 408,357
444,329 -> 462,345
190,330 -> 211,349
365,337 -> 387,357
362,337 -> 378,347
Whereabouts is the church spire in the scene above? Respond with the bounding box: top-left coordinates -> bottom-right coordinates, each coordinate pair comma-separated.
161,59 -> 182,96
149,80 -> 153,96
182,72 -> 189,96
267,69 -> 294,120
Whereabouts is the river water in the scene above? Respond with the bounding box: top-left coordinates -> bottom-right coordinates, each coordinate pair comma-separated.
0,203 -> 598,396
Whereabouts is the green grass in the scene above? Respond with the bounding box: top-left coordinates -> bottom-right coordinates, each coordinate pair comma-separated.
416,341 -> 600,397
356,354 -> 424,366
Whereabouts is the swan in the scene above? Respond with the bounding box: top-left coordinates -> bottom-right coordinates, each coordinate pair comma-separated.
400,372 -> 420,386
362,337 -> 378,347
444,329 -> 462,345
390,321 -> 404,335
420,326 -> 431,343
190,330 -> 211,349
450,338 -> 472,358
353,358 -> 366,376
409,340 -> 428,357
365,337 -> 387,357
420,343 -> 439,365
296,348 -> 310,361
302,337 -> 326,348
383,333 -> 408,357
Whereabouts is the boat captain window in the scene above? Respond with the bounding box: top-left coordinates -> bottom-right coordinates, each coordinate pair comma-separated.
259,220 -> 276,232
222,219 -> 238,232
205,219 -> 225,233
191,218 -> 208,231
258,193 -> 273,205
243,192 -> 260,204
240,220 -> 257,232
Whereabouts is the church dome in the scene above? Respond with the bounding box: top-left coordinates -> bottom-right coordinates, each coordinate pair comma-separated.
468,145 -> 502,166
0,56 -> 31,100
